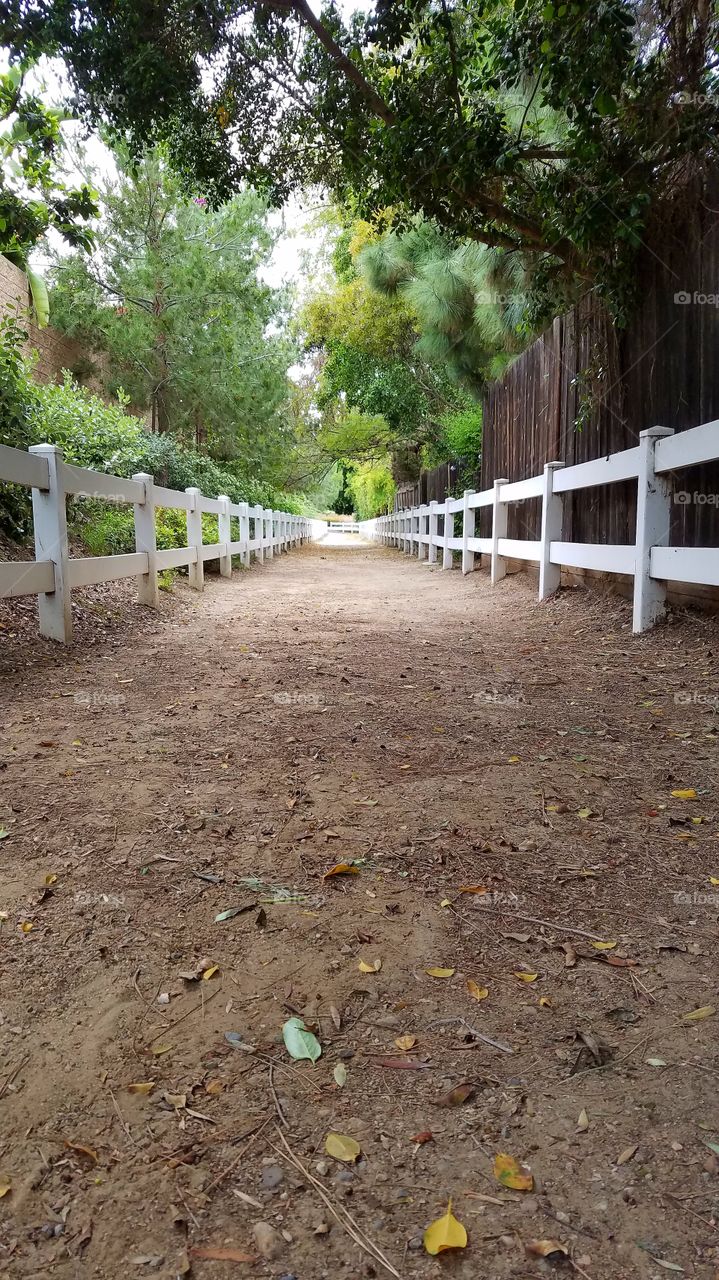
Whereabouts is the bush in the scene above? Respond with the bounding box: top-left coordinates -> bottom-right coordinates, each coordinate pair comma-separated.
0,355 -> 311,546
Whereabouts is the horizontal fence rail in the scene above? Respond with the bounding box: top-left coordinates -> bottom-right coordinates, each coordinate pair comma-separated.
0,442 -> 310,644
360,422 -> 719,634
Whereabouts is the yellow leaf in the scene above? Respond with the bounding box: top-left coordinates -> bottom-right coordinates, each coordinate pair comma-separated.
709,877 -> 719,886
577,807 -> 593,819
682,1005 -> 716,1022
20,921 -> 34,933
323,863 -> 359,880
44,873 -> 57,886
440,898 -> 451,907
358,958 -> 381,973
591,940 -> 617,951
150,1044 -> 173,1057
325,1132 -> 361,1163
0,1174 -> 11,1198
395,1035 -> 417,1051
426,967 -> 455,978
494,1153 -> 534,1191
127,1081 -> 156,1095
423,1200 -> 467,1255
527,1240 -> 569,1259
508,755 -> 521,763
201,965 -> 219,980
466,980 -> 488,1002
513,971 -> 538,983
538,996 -> 552,1008
671,788 -> 697,799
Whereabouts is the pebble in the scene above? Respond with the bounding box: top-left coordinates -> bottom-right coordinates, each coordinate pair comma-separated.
407,1236 -> 423,1251
260,1165 -> 284,1190
336,1170 -> 354,1184
315,1161 -> 329,1176
338,1047 -> 355,1060
252,1221 -> 284,1260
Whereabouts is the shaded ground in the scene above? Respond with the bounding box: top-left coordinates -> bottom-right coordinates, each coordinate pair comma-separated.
1,542 -> 718,1280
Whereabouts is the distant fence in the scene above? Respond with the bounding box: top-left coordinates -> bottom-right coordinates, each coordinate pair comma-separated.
360,419 -> 719,634
0,442 -> 310,644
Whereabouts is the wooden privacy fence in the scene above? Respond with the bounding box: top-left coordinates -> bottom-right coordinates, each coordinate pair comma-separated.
360,419 -> 719,634
0,442 -> 310,644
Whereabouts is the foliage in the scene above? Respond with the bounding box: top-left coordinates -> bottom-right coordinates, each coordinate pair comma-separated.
0,358 -> 308,544
5,1 -> 717,318
300,217 -> 481,481
48,147 -> 294,463
346,460 -> 395,521
0,61 -> 97,322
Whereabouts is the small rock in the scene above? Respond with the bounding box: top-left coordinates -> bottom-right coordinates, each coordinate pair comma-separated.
314,1222 -> 330,1235
520,1196 -> 539,1214
252,1221 -> 284,1260
407,1236 -> 423,1251
336,1169 -> 354,1184
373,1013 -> 400,1029
260,1165 -> 284,1190
315,1161 -> 329,1176
338,1048 -> 355,1061
554,1210 -> 570,1224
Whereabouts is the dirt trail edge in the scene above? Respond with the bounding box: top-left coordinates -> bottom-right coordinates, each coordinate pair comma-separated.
1,542 -> 718,1280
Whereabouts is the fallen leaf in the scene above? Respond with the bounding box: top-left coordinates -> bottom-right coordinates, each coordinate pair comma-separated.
577,1108 -> 589,1132
325,1132 -> 360,1162
205,1080 -> 225,1096
163,1092 -> 187,1109
20,921 -> 34,934
503,931 -> 532,943
190,1247 -> 256,1263
650,1260 -> 684,1274
577,807 -> 593,819
513,971 -> 538,983
127,1082 -> 156,1096
282,1016 -> 321,1063
682,1005 -> 715,1022
426,967 -> 455,978
561,941 -> 577,967
0,1175 -> 11,1197
333,1063 -> 347,1087
591,940 -> 617,951
201,965 -> 219,980
508,755 -> 521,763
358,958 -> 381,973
709,877 -> 719,886
395,1035 -> 417,1051
671,789 -> 697,799
466,980 -> 489,1001
526,1240 -> 569,1260
646,1058 -> 667,1067
615,1143 -> 638,1166
538,996 -> 553,1008
494,1153 -> 533,1191
323,863 -> 359,879
44,873 -> 58,886
459,885 -> 487,895
437,1082 -> 475,1107
424,1200 -> 467,1255
329,1004 -> 341,1031
598,954 -> 637,968
411,1131 -> 433,1145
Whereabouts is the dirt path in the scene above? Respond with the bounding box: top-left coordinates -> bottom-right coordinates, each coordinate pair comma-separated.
1,542 -> 718,1280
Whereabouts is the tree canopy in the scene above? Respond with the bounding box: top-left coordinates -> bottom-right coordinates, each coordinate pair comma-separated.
2,0 -> 717,319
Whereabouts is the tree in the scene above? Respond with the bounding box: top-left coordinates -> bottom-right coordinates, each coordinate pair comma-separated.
0,60 -> 97,323
48,147 -> 294,466
301,219 -> 482,483
2,1 -> 717,318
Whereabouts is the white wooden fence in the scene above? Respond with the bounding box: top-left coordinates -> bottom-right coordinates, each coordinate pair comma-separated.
0,442 -> 310,643
359,422 -> 719,633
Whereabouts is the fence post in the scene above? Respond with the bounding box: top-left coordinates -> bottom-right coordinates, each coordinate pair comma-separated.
490,478 -> 509,585
239,502 -> 250,567
417,504 -> 427,560
29,443 -> 72,643
633,426 -> 674,633
132,471 -> 159,609
254,504 -> 264,562
442,501 -> 453,570
462,489 -> 476,575
266,509 -> 274,559
218,495 -> 232,578
538,462 -> 564,601
428,500 -> 438,564
185,487 -> 204,590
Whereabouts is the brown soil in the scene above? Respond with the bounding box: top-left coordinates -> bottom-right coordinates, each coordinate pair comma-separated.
1,542 -> 718,1280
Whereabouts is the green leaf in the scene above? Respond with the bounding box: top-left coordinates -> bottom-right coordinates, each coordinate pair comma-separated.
282,1016 -> 321,1063
25,267 -> 49,328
